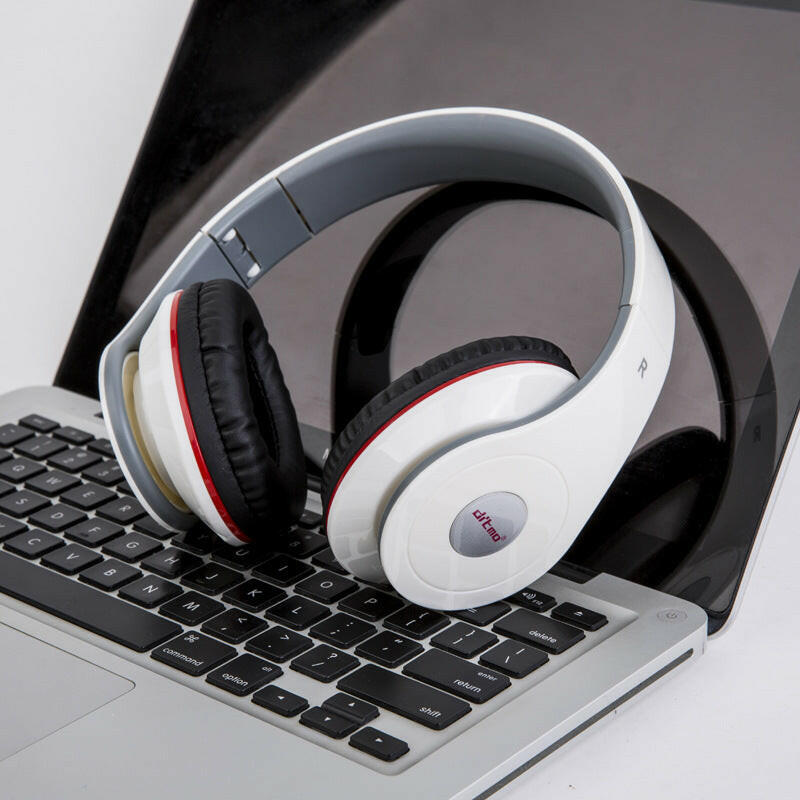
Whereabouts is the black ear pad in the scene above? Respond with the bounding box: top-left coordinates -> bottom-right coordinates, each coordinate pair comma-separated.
565,427 -> 724,585
321,335 -> 577,509
176,279 -> 306,539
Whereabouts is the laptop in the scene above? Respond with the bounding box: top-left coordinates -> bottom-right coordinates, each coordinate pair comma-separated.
2,1 -> 798,797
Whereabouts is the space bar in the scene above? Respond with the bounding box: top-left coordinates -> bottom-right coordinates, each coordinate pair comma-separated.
0,551 -> 181,651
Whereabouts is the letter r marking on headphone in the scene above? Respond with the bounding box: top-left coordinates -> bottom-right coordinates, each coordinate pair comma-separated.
638,357 -> 648,379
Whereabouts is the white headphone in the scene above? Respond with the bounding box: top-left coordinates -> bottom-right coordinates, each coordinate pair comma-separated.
100,108 -> 675,610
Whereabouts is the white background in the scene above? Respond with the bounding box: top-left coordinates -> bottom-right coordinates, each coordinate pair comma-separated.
0,3 -> 798,798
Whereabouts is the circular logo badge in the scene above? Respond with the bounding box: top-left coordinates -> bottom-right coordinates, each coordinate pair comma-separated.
449,492 -> 527,557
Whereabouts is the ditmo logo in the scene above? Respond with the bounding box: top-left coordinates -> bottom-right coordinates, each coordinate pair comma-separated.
471,509 -> 507,542
450,492 -> 527,558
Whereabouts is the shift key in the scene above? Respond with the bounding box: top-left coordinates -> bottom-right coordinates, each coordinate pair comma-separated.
338,664 -> 470,730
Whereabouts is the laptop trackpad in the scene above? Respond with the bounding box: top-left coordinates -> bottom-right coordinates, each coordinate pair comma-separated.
0,622 -> 133,761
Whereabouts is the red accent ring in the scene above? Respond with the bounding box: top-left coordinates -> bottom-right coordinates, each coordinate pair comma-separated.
325,359 -> 554,524
169,291 -> 250,543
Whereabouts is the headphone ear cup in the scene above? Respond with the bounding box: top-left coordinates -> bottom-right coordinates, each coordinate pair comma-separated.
134,279 -> 306,543
322,335 -> 578,584
566,426 -> 724,585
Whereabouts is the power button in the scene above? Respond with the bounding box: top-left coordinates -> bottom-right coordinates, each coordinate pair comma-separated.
657,609 -> 687,623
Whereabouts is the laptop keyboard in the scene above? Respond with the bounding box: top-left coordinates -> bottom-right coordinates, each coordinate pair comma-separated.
0,414 -> 627,771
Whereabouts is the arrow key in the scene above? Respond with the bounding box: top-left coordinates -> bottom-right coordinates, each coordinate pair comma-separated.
299,706 -> 359,739
350,727 -> 409,762
252,685 -> 308,717
322,692 -> 379,724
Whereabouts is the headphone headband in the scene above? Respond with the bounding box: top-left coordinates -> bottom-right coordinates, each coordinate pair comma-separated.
100,108 -> 673,535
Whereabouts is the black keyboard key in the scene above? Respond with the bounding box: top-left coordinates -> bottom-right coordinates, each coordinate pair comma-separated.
41,543 -> 102,575
96,496 -> 146,524
431,622 -> 497,658
206,654 -> 282,696
0,457 -> 46,483
451,602 -> 511,627
152,632 -> 235,676
403,649 -> 510,703
298,510 -> 323,529
14,436 -> 66,461
52,426 -> 94,446
355,631 -> 423,668
202,608 -> 267,644
338,588 -> 404,622
275,528 -> 328,558
222,579 -> 285,612
61,482 -> 115,510
252,685 -> 308,717
159,591 -> 223,625
0,450 -> 10,464
29,503 -> 86,532
132,516 -> 172,540
349,727 -> 409,762
117,480 -> 134,495
245,627 -> 312,662
0,489 -> 49,518
338,665 -> 470,730
19,414 -> 58,433
266,596 -> 330,630
509,587 -> 557,613
384,605 -> 449,639
172,525 -> 219,555
65,518 -> 123,546
87,438 -> 115,457
141,547 -> 201,578
102,532 -> 161,563
82,459 -> 124,487
5,529 -> 63,558
0,424 -> 33,447
479,640 -> 549,678
0,514 -> 26,542
25,469 -> 80,497
181,564 -> 243,595
551,602 -> 608,631
211,542 -> 269,570
79,559 -> 141,591
0,551 -> 180,651
295,571 -> 357,604
493,609 -> 585,654
119,575 -> 182,608
311,546 -> 347,574
291,644 -> 359,682
0,479 -> 12,497
299,707 -> 359,739
253,554 -> 313,587
310,613 -> 376,648
322,692 -> 378,724
47,448 -> 101,473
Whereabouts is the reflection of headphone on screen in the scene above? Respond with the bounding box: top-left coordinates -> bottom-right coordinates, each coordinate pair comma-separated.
332,179 -> 775,612
101,108 -> 678,609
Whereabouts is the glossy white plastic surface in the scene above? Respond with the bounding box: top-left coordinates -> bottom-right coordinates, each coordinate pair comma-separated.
326,362 -> 578,582
379,303 -> 672,608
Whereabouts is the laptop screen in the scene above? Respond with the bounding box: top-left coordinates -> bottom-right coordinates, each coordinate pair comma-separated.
57,0 -> 800,631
